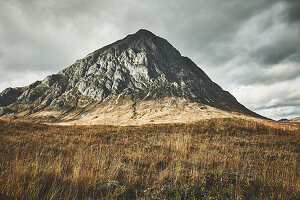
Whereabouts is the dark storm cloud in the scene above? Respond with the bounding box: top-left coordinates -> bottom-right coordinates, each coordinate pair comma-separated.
0,0 -> 297,74
0,0 -> 299,119
147,0 -> 278,64
241,0 -> 300,67
281,0 -> 300,23
194,0 -> 300,87
251,44 -> 298,65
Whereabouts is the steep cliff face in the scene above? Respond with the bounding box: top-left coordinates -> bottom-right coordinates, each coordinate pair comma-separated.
0,29 -> 259,123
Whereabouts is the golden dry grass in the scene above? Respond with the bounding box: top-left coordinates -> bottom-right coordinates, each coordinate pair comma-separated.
9,97 -> 249,126
0,118 -> 299,199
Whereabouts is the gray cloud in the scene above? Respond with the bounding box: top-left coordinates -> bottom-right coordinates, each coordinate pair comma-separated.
231,77 -> 300,119
0,0 -> 299,119
251,43 -> 299,65
281,0 -> 300,23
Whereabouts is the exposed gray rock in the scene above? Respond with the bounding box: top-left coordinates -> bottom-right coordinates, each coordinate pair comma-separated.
0,87 -> 23,106
0,29 -> 259,117
0,107 -> 13,116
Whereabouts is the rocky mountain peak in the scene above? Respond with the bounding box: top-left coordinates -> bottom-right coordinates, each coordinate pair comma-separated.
0,29 -> 260,121
133,29 -> 156,38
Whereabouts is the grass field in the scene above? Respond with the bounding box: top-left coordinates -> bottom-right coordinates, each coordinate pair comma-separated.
0,118 -> 299,199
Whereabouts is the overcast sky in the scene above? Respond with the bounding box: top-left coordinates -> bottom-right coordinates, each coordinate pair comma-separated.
0,0 -> 299,120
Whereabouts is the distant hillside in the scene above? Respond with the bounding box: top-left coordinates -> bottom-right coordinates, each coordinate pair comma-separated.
290,117 -> 300,123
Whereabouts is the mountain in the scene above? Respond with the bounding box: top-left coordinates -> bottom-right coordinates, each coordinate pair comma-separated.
0,29 -> 261,125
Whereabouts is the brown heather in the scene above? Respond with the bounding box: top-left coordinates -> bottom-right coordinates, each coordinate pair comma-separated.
0,118 -> 299,199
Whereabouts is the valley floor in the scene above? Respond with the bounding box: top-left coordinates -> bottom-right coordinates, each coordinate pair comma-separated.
0,118 -> 299,199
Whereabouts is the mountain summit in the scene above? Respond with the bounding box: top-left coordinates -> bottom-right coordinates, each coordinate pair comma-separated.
0,29 -> 260,124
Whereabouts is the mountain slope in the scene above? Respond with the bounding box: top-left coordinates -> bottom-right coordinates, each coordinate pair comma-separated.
0,29 -> 261,124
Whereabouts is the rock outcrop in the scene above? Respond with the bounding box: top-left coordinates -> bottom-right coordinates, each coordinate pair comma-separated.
0,107 -> 13,116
